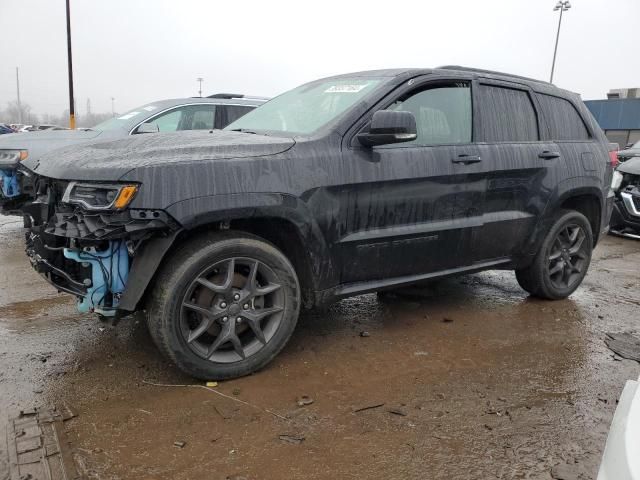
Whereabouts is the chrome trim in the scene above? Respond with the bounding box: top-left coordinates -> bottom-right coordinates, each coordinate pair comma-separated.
128,102 -> 262,135
621,192 -> 640,218
610,229 -> 640,240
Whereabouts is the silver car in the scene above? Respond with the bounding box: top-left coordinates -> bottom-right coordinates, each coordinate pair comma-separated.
0,94 -> 266,164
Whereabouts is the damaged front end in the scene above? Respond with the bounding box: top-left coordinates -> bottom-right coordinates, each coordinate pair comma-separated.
24,177 -> 179,317
610,163 -> 640,240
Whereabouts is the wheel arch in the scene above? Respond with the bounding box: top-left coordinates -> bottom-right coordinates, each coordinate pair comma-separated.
557,191 -> 602,243
121,194 -> 335,312
522,185 -> 604,261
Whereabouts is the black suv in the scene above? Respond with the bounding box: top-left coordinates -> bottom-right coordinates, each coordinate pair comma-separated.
0,67 -> 614,379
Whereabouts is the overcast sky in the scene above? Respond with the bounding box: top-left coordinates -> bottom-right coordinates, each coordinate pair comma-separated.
1,0 -> 638,118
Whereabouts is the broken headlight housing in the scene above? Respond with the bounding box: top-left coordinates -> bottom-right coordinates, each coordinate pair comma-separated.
62,182 -> 139,210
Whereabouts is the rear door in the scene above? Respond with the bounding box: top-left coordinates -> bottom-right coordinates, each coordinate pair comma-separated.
472,80 -> 558,261
535,92 -> 602,176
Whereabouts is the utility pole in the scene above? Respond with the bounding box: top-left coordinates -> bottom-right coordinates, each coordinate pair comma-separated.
197,77 -> 204,98
86,98 -> 91,116
15,67 -> 22,124
550,1 -> 571,83
65,0 -> 76,129
111,97 -> 115,117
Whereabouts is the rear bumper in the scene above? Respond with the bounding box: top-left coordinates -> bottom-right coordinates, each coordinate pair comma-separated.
602,192 -> 615,237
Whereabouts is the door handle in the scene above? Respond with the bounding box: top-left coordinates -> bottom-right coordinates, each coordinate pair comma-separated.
538,151 -> 561,160
452,154 -> 482,164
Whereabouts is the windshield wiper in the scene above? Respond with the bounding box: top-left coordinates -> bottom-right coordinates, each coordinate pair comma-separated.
229,128 -> 270,136
230,128 -> 257,134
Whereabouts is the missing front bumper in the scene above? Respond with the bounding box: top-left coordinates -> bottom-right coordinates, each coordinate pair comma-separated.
610,186 -> 640,237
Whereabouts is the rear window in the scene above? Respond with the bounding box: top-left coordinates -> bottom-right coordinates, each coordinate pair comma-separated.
537,94 -> 590,141
479,85 -> 539,142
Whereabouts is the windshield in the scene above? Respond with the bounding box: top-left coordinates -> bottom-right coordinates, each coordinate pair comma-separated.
225,77 -> 384,135
92,104 -> 162,131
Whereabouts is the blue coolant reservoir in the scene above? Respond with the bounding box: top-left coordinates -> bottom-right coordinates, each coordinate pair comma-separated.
63,241 -> 130,316
0,169 -> 20,198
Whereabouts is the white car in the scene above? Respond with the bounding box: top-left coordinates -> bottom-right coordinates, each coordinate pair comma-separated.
598,375 -> 640,479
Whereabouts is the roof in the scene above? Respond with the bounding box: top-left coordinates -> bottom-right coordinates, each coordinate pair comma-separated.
320,66 -> 553,88
154,96 -> 267,108
584,98 -> 640,130
437,65 -> 551,86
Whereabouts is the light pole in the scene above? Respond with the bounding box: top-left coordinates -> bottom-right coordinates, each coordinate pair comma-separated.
550,0 -> 571,83
15,67 -> 22,124
65,0 -> 76,129
197,77 -> 204,98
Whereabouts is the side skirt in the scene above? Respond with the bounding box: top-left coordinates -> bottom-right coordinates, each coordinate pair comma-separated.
331,258 -> 512,300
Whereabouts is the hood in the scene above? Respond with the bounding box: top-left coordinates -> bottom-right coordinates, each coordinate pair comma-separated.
618,157 -> 640,176
618,148 -> 640,159
29,130 -> 295,181
1,130 -> 105,166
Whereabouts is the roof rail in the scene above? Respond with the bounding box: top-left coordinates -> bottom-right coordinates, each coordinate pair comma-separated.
206,93 -> 269,100
437,65 -> 551,85
208,93 -> 245,99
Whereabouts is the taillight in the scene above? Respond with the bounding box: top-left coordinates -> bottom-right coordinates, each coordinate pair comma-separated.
608,143 -> 620,168
609,150 -> 619,168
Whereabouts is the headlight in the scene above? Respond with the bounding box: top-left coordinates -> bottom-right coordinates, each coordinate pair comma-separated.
0,150 -> 28,168
611,171 -> 623,191
62,182 -> 139,210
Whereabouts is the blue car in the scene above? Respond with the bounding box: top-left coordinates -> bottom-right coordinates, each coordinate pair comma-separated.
0,124 -> 15,135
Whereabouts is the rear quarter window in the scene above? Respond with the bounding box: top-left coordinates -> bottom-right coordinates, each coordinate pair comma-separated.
537,94 -> 591,141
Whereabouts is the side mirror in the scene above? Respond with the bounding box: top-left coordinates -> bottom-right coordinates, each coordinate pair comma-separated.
357,110 -> 417,147
135,122 -> 160,134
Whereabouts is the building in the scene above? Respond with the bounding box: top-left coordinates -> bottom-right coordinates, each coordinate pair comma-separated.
585,88 -> 640,148
606,88 -> 640,99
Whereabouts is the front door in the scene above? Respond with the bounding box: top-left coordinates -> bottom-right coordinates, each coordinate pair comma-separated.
337,79 -> 485,284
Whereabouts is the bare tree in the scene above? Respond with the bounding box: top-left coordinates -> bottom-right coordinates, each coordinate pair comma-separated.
4,100 -> 38,125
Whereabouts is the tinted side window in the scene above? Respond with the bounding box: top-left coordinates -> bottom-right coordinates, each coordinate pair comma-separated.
218,105 -> 255,128
177,105 -> 215,130
537,94 -> 590,141
141,105 -> 216,132
148,109 -> 182,132
189,107 -> 216,130
387,83 -> 472,145
479,85 -> 538,142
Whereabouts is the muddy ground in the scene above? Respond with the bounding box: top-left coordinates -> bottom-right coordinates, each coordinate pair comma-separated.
0,215 -> 638,480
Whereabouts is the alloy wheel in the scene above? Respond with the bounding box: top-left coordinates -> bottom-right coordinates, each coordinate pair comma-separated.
547,224 -> 589,290
180,257 -> 284,363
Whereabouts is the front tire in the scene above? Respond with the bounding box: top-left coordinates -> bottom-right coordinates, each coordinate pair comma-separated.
515,210 -> 593,300
147,231 -> 300,380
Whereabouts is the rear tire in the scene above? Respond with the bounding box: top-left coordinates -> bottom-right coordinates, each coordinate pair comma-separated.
147,231 -> 300,380
515,209 -> 593,300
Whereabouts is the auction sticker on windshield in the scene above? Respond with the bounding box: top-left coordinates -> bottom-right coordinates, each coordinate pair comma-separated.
325,84 -> 370,93
117,112 -> 141,120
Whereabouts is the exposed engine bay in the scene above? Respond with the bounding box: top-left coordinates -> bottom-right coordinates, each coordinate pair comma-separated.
11,173 -> 178,317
